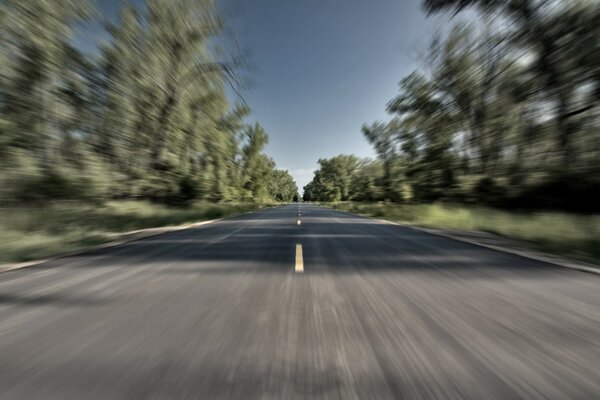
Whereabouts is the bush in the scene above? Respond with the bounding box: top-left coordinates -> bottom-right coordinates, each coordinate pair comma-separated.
473,177 -> 504,206
177,175 -> 200,205
10,168 -> 95,203
507,173 -> 600,212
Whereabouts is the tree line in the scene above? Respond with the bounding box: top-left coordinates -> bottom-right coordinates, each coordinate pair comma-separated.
304,0 -> 600,211
0,0 -> 298,205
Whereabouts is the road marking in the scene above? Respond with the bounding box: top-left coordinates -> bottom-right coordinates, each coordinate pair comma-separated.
295,244 -> 304,273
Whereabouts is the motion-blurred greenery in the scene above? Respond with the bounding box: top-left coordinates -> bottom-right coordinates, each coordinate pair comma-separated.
0,201 -> 270,263
0,0 -> 298,207
304,0 -> 600,213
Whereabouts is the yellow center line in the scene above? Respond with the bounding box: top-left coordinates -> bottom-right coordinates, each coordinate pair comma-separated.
295,244 -> 304,273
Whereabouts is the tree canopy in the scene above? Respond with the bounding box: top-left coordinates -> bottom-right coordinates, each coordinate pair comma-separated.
305,0 -> 599,211
0,0 -> 298,205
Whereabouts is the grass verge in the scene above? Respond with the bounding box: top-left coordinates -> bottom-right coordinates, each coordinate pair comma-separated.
328,202 -> 600,266
0,201 -> 270,264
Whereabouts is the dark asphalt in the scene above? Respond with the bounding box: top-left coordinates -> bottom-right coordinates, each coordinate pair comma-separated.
0,204 -> 599,399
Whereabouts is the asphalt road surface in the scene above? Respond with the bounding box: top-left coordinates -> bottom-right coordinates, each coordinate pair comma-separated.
1,204 -> 599,399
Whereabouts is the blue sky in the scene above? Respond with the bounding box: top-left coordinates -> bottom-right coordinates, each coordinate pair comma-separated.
77,0 -> 439,189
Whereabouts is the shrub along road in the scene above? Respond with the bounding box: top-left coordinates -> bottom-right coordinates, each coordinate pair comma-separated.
0,204 -> 598,399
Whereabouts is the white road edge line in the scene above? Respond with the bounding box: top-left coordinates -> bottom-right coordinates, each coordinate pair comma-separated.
373,218 -> 600,276
327,207 -> 599,276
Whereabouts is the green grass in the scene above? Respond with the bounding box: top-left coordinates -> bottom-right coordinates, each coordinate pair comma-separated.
0,201 -> 270,264
328,202 -> 600,265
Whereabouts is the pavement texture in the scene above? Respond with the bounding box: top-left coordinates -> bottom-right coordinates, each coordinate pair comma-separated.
0,204 -> 599,399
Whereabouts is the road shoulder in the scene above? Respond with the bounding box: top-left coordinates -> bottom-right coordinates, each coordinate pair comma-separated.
327,206 -> 600,276
0,205 -> 280,274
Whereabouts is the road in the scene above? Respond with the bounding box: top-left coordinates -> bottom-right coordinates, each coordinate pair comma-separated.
0,204 -> 599,399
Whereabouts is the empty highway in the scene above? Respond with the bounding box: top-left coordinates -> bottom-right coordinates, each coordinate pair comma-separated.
0,204 -> 599,399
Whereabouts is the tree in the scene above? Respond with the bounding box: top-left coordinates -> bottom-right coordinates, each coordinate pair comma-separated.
1,0 -> 94,165
0,0 -> 296,205
269,170 -> 299,202
98,3 -> 145,166
241,123 -> 270,200
423,0 -> 600,168
362,122 -> 397,200
349,160 -> 384,202
302,155 -> 362,202
143,0 -> 232,171
349,0 -> 600,209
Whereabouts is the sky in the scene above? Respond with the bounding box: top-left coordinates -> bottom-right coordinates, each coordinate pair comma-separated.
77,0 -> 440,189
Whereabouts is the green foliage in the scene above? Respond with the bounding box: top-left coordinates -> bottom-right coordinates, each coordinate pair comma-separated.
0,0 -> 297,205
303,155 -> 362,202
340,0 -> 600,210
269,169 -> 299,202
0,201 -> 269,263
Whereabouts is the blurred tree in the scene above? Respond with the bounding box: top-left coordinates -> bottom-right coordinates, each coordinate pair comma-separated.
1,0 -> 94,164
341,0 -> 599,209
269,170 -> 299,202
241,123 -> 270,201
302,155 -> 362,202
349,160 -> 384,202
361,122 -> 397,200
0,0 -> 296,205
388,72 -> 458,201
423,0 -> 600,168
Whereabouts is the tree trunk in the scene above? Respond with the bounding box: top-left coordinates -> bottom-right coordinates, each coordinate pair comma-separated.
556,90 -> 576,168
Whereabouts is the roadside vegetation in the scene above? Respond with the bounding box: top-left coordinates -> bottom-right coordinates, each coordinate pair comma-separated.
0,201 -> 269,264
329,202 -> 600,265
1,0 -> 299,208
304,1 -> 599,212
0,1 -> 299,263
303,1 -> 600,265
